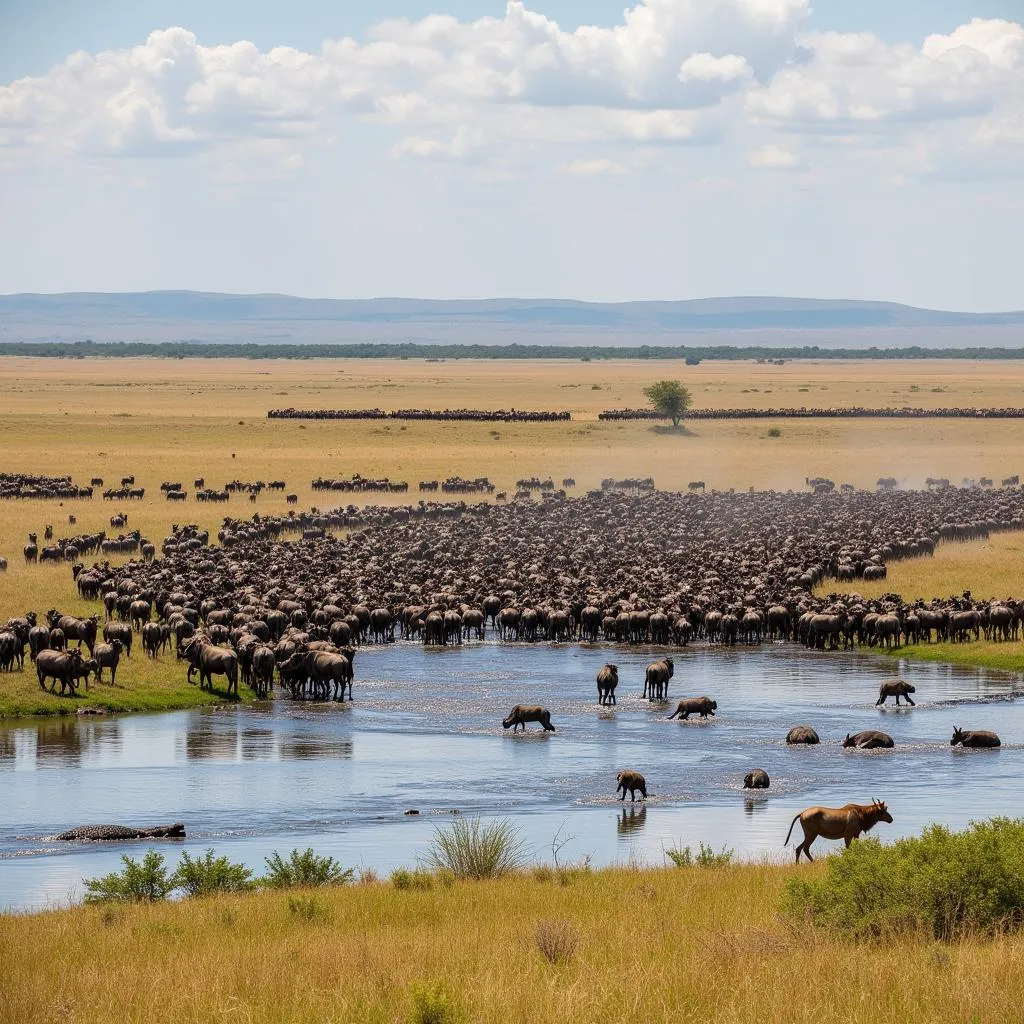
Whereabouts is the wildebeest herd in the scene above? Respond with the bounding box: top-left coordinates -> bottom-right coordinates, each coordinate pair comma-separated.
267,407 -> 572,422
597,406 -> 1024,420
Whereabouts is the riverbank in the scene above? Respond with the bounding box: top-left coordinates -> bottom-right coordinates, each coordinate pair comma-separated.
2,863 -> 1020,1024
0,667 -> 255,718
885,641 -> 1024,676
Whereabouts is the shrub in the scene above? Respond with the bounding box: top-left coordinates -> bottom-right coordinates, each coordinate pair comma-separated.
665,842 -> 734,869
534,919 -> 579,965
409,980 -> 465,1024
84,850 -> 173,904
767,427 -> 782,437
785,818 -> 1024,940
425,817 -> 527,880
172,849 -> 255,897
392,868 -> 435,892
263,848 -> 354,889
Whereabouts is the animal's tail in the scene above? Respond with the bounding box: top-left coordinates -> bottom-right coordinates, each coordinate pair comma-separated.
667,709 -> 679,720
784,812 -> 802,847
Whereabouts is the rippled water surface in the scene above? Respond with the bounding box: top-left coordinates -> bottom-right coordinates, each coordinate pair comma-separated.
2,643 -> 1022,910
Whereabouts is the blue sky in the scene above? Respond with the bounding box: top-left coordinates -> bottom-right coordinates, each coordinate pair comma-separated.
1,1 -> 1023,307
3,1 -> 1023,79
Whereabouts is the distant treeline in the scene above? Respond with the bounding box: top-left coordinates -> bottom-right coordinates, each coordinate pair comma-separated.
2,341 -> 1024,360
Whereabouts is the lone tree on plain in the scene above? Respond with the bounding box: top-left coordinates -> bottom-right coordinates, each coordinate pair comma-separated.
643,380 -> 692,427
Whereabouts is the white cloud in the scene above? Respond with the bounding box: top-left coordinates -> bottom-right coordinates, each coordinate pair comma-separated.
746,143 -> 802,169
0,4 -> 1022,183
678,53 -> 752,84
559,157 -> 630,176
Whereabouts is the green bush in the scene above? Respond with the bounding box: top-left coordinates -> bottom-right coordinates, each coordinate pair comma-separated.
767,427 -> 782,437
665,842 -> 734,869
785,818 -> 1024,939
84,851 -> 174,904
172,849 -> 255,897
392,867 -> 435,891
262,848 -> 354,889
409,980 -> 465,1024
425,817 -> 526,880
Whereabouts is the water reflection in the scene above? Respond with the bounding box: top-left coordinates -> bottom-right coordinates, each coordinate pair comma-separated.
279,737 -> 353,760
616,804 -> 647,837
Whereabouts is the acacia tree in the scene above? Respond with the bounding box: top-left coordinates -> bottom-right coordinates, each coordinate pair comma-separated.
643,380 -> 692,427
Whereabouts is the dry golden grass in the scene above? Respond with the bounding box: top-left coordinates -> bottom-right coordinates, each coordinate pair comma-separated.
822,531 -> 1024,604
3,865 -> 1023,1024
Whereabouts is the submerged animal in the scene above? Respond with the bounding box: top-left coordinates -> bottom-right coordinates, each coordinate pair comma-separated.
842,730 -> 895,750
784,800 -> 893,863
743,769 -> 770,789
53,823 -> 186,841
502,705 -> 555,732
785,725 -> 819,745
950,726 -> 1001,748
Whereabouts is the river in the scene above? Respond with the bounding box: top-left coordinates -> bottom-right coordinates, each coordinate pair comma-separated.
1,643 -> 1021,910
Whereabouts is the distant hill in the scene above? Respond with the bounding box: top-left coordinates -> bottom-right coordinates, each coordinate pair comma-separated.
2,292 -> 1024,347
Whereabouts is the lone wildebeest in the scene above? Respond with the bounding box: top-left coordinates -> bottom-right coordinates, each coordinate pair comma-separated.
643,657 -> 674,700
502,705 -> 555,732
596,664 -> 618,705
842,730 -> 894,750
950,726 -> 1001,748
667,696 -> 717,720
876,678 -> 916,706
786,725 -> 819,745
615,769 -> 647,801
743,769 -> 770,789
784,800 -> 893,862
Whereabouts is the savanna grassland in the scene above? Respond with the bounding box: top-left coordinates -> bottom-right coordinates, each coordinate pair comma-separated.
2,355 -> 1024,713
4,864 -> 1024,1024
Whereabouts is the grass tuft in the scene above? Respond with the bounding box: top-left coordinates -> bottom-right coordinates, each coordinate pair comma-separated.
424,817 -> 527,880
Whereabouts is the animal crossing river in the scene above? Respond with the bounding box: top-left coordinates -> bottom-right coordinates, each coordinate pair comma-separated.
2,644 -> 1022,910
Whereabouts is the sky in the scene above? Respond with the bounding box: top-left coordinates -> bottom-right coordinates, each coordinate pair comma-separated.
1,0 -> 1023,308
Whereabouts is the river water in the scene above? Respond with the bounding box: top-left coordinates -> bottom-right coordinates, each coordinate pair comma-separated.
2,643 -> 1022,911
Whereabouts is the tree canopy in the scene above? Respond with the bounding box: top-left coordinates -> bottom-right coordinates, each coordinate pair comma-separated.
642,380 -> 693,426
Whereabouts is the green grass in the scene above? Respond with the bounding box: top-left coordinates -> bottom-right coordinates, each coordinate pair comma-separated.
882,641 -> 1024,675
0,656 -> 256,718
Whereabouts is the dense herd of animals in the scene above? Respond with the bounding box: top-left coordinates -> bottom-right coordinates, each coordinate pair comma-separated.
267,408 -> 572,421
4,481 -> 1022,862
597,406 -> 1024,421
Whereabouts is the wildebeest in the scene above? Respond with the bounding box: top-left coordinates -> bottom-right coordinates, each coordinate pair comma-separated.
784,799 -> 893,862
181,637 -> 239,696
876,678 -> 916,706
786,725 -> 820,745
278,648 -> 355,701
596,664 -> 618,705
36,648 -> 85,695
142,622 -> 162,658
615,769 -> 647,801
643,657 -> 674,700
950,726 -> 1001,748
667,696 -> 717,720
103,621 -> 133,657
743,769 -> 770,789
502,705 -> 555,732
0,631 -> 21,672
842,730 -> 894,750
92,640 -> 123,685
